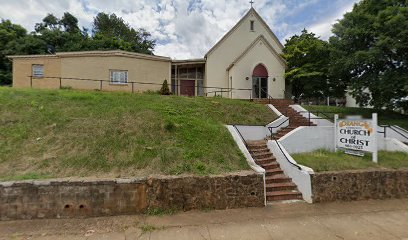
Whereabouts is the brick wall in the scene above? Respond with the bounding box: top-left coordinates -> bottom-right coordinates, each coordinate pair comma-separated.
311,169 -> 408,202
0,171 -> 264,220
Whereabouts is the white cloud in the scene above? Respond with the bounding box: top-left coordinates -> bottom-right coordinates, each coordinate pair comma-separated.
308,1 -> 357,40
0,0 -> 360,58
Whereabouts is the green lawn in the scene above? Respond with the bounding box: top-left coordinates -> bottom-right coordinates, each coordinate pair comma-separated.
302,105 -> 408,130
0,87 -> 277,180
293,149 -> 408,172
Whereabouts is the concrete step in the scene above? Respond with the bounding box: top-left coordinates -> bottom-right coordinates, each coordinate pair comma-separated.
247,141 -> 267,148
251,152 -> 273,159
277,128 -> 294,133
249,148 -> 270,154
267,190 -> 303,201
265,168 -> 284,176
247,144 -> 267,150
261,162 -> 280,170
266,182 -> 297,192
255,157 -> 276,165
265,174 -> 291,184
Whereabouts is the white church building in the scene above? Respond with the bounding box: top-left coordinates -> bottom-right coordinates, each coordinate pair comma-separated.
173,7 -> 286,99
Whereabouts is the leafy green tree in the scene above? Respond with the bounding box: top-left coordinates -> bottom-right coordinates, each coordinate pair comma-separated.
0,20 -> 31,85
60,12 -> 81,34
330,0 -> 408,109
92,13 -> 155,54
283,29 -> 337,102
34,13 -> 86,52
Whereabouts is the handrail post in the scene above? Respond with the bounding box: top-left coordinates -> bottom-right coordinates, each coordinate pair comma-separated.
59,77 -> 62,89
100,80 -> 102,91
30,76 -> 32,88
132,82 -> 134,93
308,111 -> 311,126
384,126 -> 387,138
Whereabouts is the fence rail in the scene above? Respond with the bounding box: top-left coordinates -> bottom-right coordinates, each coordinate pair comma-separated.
378,125 -> 408,141
28,75 -> 254,99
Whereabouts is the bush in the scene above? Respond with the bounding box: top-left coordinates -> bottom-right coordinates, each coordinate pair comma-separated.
159,79 -> 171,95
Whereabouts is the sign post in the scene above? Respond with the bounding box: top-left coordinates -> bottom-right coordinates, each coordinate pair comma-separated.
372,113 -> 378,163
334,114 -> 339,153
335,114 -> 378,163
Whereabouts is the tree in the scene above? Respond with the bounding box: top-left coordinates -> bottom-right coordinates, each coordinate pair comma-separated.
60,12 -> 81,34
0,20 -> 29,85
330,0 -> 408,110
34,13 -> 86,52
92,13 -> 155,54
283,29 -> 336,103
159,79 -> 171,95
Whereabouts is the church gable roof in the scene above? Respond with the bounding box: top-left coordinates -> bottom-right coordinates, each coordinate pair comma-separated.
226,35 -> 287,71
205,7 -> 284,58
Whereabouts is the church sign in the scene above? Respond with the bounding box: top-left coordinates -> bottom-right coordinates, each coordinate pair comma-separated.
334,114 -> 378,163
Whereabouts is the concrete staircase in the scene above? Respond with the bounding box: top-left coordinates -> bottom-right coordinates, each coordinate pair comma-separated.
254,99 -> 316,139
247,140 -> 302,202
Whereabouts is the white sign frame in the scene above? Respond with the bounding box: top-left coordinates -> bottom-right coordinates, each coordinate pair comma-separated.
334,113 -> 378,163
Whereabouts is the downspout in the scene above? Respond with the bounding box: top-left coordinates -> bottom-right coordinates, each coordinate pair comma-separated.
227,69 -> 233,99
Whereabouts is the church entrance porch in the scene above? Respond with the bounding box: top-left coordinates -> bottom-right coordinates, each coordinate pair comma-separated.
171,60 -> 205,97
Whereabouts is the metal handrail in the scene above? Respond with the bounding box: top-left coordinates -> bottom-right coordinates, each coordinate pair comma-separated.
267,126 -> 302,170
28,75 -> 252,97
379,125 -> 408,141
260,88 -> 273,104
267,118 -> 289,136
393,125 -> 408,135
205,89 -> 233,97
233,125 -> 247,147
296,110 -> 337,126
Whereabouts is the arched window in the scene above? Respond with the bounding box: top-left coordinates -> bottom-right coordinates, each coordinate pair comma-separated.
252,64 -> 268,77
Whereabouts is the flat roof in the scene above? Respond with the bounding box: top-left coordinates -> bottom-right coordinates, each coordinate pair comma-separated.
171,58 -> 206,65
7,50 -> 171,62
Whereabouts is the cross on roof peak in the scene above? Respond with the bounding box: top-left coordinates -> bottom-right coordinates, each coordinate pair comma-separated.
249,0 -> 254,7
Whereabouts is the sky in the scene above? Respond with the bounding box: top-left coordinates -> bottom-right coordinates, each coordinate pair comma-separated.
0,0 -> 360,59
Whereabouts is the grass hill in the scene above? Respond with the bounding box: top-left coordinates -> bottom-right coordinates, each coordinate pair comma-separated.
0,87 -> 276,180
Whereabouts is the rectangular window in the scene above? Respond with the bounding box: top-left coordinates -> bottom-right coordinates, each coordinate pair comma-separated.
250,20 -> 255,31
110,70 -> 128,84
171,79 -> 178,94
179,68 -> 188,79
187,67 -> 196,79
197,80 -> 204,96
196,67 -> 204,79
32,65 -> 44,77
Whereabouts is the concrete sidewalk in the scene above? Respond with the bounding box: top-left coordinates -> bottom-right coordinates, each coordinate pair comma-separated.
1,199 -> 407,240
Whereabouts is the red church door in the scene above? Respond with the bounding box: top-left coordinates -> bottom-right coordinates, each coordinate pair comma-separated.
180,80 -> 195,96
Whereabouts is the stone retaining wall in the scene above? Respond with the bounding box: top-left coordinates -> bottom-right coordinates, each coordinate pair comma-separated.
0,171 -> 264,220
311,169 -> 408,202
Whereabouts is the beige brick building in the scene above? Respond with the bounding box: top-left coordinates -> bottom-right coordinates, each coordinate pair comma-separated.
9,8 -> 286,99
